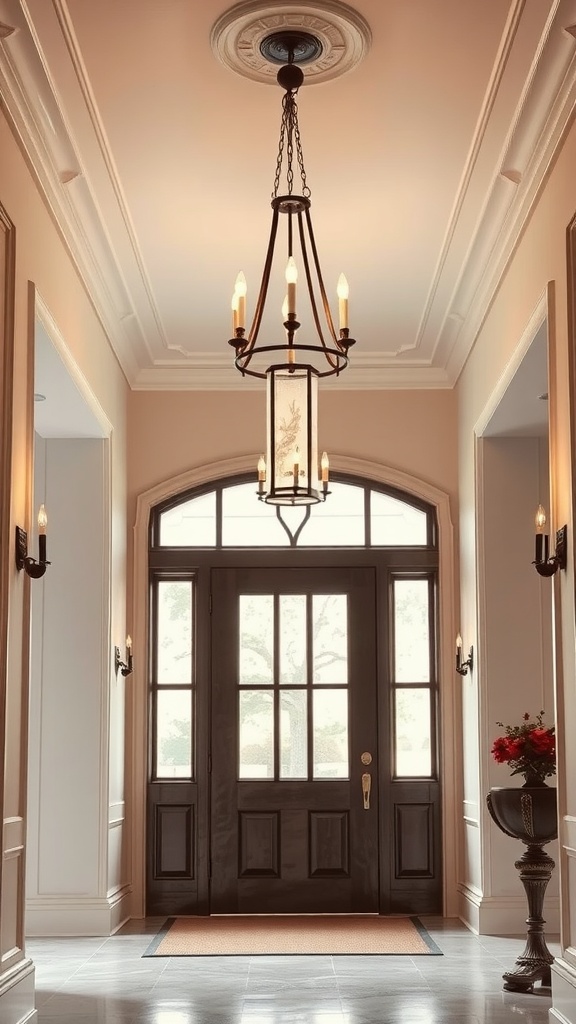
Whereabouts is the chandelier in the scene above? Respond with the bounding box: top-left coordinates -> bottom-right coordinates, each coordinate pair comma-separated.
228,31 -> 357,507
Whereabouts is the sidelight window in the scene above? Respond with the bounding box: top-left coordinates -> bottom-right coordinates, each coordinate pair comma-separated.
392,576 -> 435,777
151,578 -> 195,779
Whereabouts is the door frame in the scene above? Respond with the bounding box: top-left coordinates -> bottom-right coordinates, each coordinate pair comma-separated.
209,565 -> 381,915
130,454 -> 458,919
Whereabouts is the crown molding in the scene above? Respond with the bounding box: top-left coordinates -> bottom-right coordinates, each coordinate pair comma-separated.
131,358 -> 451,391
0,0 -> 146,381
440,0 -> 576,380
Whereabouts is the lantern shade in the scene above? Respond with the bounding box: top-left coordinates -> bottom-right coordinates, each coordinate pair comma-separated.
264,366 -> 321,505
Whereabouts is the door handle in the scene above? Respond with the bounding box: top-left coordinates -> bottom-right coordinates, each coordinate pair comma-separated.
361,772 -> 371,810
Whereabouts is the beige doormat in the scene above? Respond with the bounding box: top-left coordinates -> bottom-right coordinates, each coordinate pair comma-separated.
144,915 -> 442,957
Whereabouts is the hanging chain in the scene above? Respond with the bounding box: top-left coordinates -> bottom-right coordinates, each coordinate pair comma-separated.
272,87 -> 311,200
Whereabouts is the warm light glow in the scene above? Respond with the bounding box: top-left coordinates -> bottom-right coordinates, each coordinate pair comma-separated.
456,633 -> 462,650
292,446 -> 300,485
337,273 -> 349,329
126,635 -> 132,653
285,257 -> 298,284
37,504 -> 47,534
231,291 -> 239,332
337,273 -> 349,300
257,455 -> 266,481
286,257 -> 297,315
234,271 -> 246,328
234,271 -> 247,297
535,504 -> 547,532
321,451 -> 329,483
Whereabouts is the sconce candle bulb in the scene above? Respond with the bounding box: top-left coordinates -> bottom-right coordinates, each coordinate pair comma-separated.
37,504 -> 47,563
15,504 -> 51,579
115,635 -> 133,677
456,633 -> 473,676
533,505 -> 567,576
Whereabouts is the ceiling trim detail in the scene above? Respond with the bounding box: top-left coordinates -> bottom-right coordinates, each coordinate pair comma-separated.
210,0 -> 372,85
442,0 -> 576,380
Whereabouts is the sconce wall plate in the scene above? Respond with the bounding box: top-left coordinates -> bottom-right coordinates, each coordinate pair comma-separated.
15,526 -> 27,568
555,525 -> 568,570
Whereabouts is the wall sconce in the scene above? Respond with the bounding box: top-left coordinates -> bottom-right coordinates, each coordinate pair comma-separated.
456,633 -> 473,676
15,504 -> 50,579
533,505 -> 568,577
115,635 -> 133,677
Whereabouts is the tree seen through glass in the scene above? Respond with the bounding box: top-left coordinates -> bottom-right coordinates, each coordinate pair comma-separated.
238,593 -> 349,779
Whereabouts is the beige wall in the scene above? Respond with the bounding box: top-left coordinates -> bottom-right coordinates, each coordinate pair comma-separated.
0,103 -> 128,1017
457,110 -> 576,1009
127,387 -> 459,509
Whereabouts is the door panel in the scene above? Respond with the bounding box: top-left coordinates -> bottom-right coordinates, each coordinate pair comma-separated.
210,566 -> 379,914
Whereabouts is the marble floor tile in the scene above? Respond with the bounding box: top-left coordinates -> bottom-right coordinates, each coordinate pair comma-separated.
27,917 -> 559,1023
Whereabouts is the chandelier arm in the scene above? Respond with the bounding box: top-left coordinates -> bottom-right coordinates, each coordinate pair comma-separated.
304,206 -> 341,350
245,205 -> 281,359
297,213 -> 340,371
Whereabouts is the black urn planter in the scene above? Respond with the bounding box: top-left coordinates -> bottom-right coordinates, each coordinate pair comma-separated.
487,783 -> 557,992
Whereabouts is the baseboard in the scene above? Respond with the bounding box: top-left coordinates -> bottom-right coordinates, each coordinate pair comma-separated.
457,884 -> 559,935
457,884 -> 481,933
108,884 -> 132,934
0,958 -> 37,1023
25,886 -> 131,936
551,958 -> 576,1024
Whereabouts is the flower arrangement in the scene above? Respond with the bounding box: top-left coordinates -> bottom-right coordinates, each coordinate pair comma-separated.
491,711 -> 555,784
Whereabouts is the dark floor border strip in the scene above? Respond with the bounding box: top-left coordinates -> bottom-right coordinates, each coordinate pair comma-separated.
410,916 -> 443,955
143,917 -> 175,956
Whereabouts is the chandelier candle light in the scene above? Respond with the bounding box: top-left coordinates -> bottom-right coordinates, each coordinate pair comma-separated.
228,31 -> 357,507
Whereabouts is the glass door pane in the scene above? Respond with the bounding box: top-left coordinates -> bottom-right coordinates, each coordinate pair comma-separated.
236,589 -> 350,781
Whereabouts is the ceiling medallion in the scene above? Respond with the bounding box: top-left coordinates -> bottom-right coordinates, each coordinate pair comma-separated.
210,1 -> 372,85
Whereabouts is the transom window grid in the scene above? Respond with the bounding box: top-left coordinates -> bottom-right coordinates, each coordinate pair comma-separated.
152,475 -> 436,550
238,592 -> 350,782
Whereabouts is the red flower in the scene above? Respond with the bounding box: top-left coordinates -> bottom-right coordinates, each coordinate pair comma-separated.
530,728 -> 555,754
506,737 -> 524,759
491,737 -> 511,763
491,711 -> 555,781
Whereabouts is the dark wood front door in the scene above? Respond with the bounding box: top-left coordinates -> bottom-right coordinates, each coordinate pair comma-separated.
210,566 -> 379,914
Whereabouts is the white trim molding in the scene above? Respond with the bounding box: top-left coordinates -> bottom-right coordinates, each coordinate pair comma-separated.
551,958 -> 576,1024
25,888 -> 131,937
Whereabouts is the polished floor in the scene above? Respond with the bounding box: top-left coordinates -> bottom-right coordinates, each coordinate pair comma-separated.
27,916 -> 560,1023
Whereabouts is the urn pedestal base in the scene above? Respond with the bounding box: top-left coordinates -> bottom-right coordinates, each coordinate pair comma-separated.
487,785 -> 557,994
